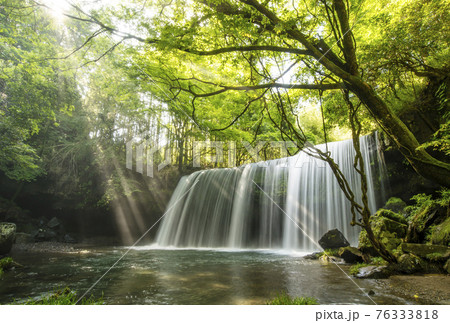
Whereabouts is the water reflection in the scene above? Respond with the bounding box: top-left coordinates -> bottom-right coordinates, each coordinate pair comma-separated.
1,248 -> 409,305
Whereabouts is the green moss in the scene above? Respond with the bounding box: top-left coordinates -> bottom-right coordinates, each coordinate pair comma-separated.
384,197 -> 407,213
0,257 -> 13,272
370,257 -> 388,266
376,209 -> 407,225
405,193 -> 434,220
436,188 -> 450,207
266,292 -> 319,305
317,249 -> 340,257
12,287 -> 104,305
350,263 -> 369,276
358,213 -> 406,254
425,252 -> 447,262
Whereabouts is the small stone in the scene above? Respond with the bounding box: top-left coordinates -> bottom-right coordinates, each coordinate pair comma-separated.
368,290 -> 375,296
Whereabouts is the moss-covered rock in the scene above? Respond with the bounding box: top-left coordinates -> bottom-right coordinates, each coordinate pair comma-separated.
401,243 -> 450,259
358,210 -> 408,256
377,209 -> 408,225
396,254 -> 426,274
384,197 -> 407,214
431,217 -> 450,246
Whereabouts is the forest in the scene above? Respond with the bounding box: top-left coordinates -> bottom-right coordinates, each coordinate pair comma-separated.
0,0 -> 449,306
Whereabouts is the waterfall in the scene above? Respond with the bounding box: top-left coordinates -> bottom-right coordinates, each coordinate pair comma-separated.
155,134 -> 388,251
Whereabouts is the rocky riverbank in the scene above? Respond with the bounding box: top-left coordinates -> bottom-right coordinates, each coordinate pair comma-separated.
380,274 -> 450,305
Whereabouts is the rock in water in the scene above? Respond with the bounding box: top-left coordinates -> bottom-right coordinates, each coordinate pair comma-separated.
318,229 -> 350,249
0,222 -> 16,255
356,266 -> 389,279
339,246 -> 364,263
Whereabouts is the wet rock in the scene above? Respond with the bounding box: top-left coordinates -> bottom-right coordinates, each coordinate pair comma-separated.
303,252 -> 322,260
401,243 -> 450,259
47,217 -> 60,229
0,222 -> 16,255
318,229 -> 350,250
355,265 -> 390,279
339,246 -> 364,263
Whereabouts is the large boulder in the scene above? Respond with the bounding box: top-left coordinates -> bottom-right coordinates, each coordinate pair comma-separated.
318,229 -> 350,250
338,246 -> 363,263
0,222 -> 16,255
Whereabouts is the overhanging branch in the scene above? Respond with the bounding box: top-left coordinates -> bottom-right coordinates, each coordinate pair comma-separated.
183,45 -> 313,56
175,82 -> 345,97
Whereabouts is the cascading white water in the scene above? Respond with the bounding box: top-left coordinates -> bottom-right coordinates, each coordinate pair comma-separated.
155,134 -> 388,251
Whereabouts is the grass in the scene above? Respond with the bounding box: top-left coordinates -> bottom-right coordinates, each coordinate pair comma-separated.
266,292 -> 319,305
12,287 -> 104,305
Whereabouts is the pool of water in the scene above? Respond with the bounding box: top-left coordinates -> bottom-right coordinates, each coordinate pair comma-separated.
0,247 -> 409,304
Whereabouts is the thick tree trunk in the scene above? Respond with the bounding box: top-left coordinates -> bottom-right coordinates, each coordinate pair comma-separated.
346,76 -> 450,187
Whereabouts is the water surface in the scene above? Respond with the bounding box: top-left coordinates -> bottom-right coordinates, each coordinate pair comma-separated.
1,247 -> 408,304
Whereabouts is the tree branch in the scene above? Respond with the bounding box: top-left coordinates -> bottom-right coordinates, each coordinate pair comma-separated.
175,82 -> 344,98
182,45 -> 313,56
